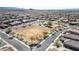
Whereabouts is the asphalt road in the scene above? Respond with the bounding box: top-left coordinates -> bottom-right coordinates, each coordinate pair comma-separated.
0,24 -> 76,51
0,28 -> 63,51
32,26 -> 70,51
32,30 -> 63,51
0,31 -> 30,51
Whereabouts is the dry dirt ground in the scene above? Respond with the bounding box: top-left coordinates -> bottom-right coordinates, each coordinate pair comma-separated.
11,24 -> 50,44
11,22 -> 63,45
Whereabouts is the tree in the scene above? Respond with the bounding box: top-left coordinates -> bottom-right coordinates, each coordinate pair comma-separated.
43,31 -> 48,39
30,36 -> 36,41
6,28 -> 11,34
43,31 -> 48,35
54,39 -> 61,48
22,25 -> 26,28
47,21 -> 52,28
19,35 -> 24,41
29,36 -> 39,49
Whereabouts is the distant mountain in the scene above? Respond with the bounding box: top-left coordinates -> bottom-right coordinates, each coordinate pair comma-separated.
0,7 -> 26,11
24,9 -> 79,14
0,7 -> 79,13
49,9 -> 79,13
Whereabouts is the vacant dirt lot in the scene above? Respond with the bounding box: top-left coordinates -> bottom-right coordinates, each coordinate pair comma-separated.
11,24 -> 50,44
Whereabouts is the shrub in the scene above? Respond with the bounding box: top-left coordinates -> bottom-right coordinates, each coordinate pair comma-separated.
54,39 -> 61,48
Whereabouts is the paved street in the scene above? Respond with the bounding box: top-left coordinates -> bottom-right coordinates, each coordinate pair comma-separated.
0,24 -> 77,51
0,31 -> 31,51
32,31 -> 62,51
32,25 -> 71,51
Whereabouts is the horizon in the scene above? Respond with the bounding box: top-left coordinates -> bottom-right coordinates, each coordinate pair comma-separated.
0,7 -> 79,10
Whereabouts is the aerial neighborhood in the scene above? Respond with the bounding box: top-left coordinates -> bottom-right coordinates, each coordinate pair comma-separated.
0,7 -> 79,51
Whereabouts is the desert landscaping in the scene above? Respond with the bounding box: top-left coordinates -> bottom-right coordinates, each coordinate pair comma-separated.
11,24 -> 50,45
9,20 -> 64,45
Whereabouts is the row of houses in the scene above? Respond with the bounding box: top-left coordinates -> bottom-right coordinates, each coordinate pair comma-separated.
0,19 -> 37,29
60,29 -> 79,51
9,19 -> 37,26
0,13 -> 39,29
0,24 -> 8,29
61,17 -> 79,25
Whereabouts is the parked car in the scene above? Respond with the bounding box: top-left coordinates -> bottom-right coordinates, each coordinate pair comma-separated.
37,44 -> 41,48
52,32 -> 56,35
59,28 -> 62,31
9,36 -> 13,39
52,33 -> 55,35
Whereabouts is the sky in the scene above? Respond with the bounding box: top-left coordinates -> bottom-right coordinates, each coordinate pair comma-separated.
0,0 -> 79,9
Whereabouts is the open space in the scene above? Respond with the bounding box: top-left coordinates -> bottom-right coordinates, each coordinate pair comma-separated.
11,24 -> 51,45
